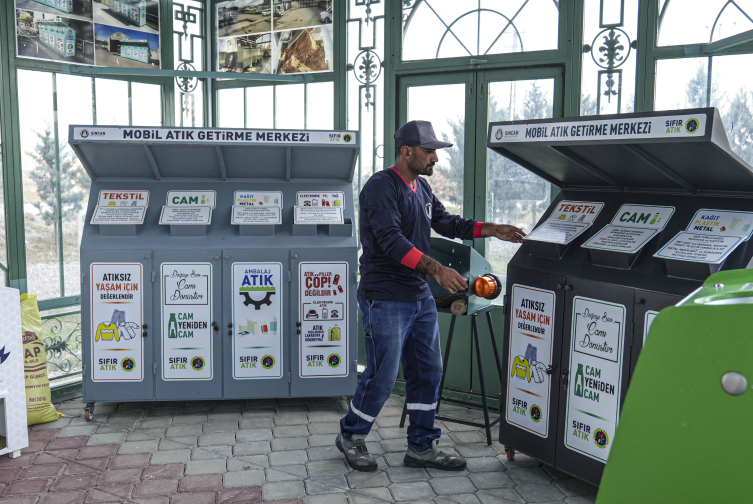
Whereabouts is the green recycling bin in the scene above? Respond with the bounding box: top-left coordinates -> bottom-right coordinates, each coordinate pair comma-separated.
597,269 -> 753,503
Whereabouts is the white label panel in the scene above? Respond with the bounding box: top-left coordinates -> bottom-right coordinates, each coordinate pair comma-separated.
166,190 -> 217,209
506,285 -> 556,438
232,263 -> 283,379
232,206 -> 282,225
547,201 -> 604,224
685,209 -> 753,240
609,204 -> 674,231
299,262 -> 348,378
654,232 -> 742,264
161,263 -> 213,380
565,297 -> 625,463
296,192 -> 345,208
91,206 -> 147,225
159,206 -> 212,225
96,190 -> 149,207
234,191 -> 283,207
582,227 -> 657,253
524,221 -> 590,245
294,206 -> 344,225
90,263 -> 143,382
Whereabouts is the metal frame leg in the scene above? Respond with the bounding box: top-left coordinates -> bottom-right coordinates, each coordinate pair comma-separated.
471,314 -> 493,445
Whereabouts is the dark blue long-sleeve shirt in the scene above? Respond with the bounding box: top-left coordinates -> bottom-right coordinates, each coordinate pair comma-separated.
358,167 -> 482,302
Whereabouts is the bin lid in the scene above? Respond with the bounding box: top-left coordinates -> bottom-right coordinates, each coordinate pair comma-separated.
68,126 -> 359,182
486,108 -> 753,194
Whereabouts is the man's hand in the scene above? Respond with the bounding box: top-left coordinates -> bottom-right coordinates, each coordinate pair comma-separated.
482,223 -> 526,243
415,255 -> 468,294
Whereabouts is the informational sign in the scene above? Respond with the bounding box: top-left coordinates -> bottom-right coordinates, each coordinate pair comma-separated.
232,263 -> 283,379
506,285 -> 556,438
91,206 -> 147,225
297,192 -> 345,208
159,206 -> 213,225
565,297 -> 625,463
299,262 -> 348,378
685,209 -> 753,239
232,206 -> 282,225
643,311 -> 659,345
90,263 -> 143,382
97,190 -> 149,207
294,207 -> 344,225
525,201 -> 604,245
166,190 -> 217,209
234,191 -> 283,207
489,114 -> 707,144
161,263 -> 213,381
583,204 -> 674,254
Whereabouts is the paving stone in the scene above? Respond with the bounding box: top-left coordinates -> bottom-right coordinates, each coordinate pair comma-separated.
307,434 -> 337,447
0,496 -> 41,504
374,416 -> 402,428
145,408 -> 180,418
167,425 -> 204,438
118,402 -> 152,412
77,445 -> 119,460
21,440 -> 50,454
38,490 -> 88,504
5,478 -> 53,495
564,496 -> 597,504
507,467 -> 553,485
389,481 -> 436,501
272,413 -> 309,426
500,453 -> 541,469
554,478 -> 598,497
216,487 -> 262,504
464,457 -> 505,473
223,469 -> 266,488
171,492 -> 216,504
108,411 -> 145,422
236,429 -> 274,442
27,429 -> 59,441
542,465 -> 572,480
64,458 -> 109,475
203,421 -> 239,433
151,449 -> 192,465
97,423 -> 135,434
198,432 -> 236,447
435,494 -> 482,504
454,444 -> 498,458
86,433 -> 127,446
515,483 -> 566,502
305,474 -> 348,494
136,418 -> 173,429
239,417 -> 276,429
131,497 -> 171,504
273,425 -> 309,438
276,404 -> 310,413
346,470 -> 390,489
346,487 -> 393,503
448,431 -> 487,444
108,453 -> 151,469
207,412 -> 242,422
119,440 -> 159,454
192,446 -> 233,460
305,411 -> 342,423
469,471 -> 516,490
383,452 -> 407,467
142,464 -> 186,480
181,405 -> 213,415
126,429 -> 166,441
265,465 -> 308,482
425,467 -> 469,478
262,481 -> 306,500
269,450 -> 308,466
307,446 -> 342,461
271,437 -> 308,451
306,423 -> 340,435
34,450 -> 77,464
227,455 -> 270,470
213,401 -> 246,413
0,468 -> 23,484
429,476 -> 477,496
376,427 -> 407,440
98,467 -> 143,485
302,493 -> 348,504
185,459 -> 227,475
84,484 -> 134,503
31,417 -> 71,430
159,437 -> 197,451
306,459 -> 349,476
47,436 -> 88,450
386,466 -> 430,483
179,474 -> 223,492
379,438 -> 408,453
241,407 -> 276,418
234,441 -> 271,456
133,479 -> 179,497
172,415 -> 208,426
51,474 -> 99,491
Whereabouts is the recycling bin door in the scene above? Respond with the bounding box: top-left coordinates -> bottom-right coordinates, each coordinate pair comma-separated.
222,249 -> 290,399
82,248 -> 154,402
154,250 -> 222,400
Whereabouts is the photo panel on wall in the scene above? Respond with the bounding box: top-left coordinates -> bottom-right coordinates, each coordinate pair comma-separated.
218,33 -> 273,74
93,0 -> 159,35
94,23 -> 160,68
218,0 -> 271,38
16,9 -> 95,65
274,25 -> 333,74
15,0 -> 92,22
272,1 -> 332,31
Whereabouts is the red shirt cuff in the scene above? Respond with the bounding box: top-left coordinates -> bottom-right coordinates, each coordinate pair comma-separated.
401,247 -> 424,269
473,222 -> 484,239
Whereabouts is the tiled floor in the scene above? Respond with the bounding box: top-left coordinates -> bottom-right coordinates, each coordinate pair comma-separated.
0,395 -> 598,503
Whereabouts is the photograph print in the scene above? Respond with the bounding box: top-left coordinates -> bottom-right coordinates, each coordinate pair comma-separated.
16,9 -> 95,65
273,24 -> 332,74
218,33 -> 272,74
14,0 -> 93,22
218,0 -> 271,38
93,0 -> 159,35
94,23 -> 160,68
272,0 -> 332,31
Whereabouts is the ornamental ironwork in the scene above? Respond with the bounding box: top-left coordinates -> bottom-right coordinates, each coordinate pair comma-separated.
43,314 -> 82,381
587,27 -> 631,104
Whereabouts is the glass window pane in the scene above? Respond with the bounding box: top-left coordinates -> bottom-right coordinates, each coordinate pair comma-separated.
218,88 -> 245,128
658,0 -> 753,47
275,83 -> 304,129
176,80 -> 205,127
246,86 -> 274,128
0,103 -> 5,286
402,0 -> 559,61
486,79 -> 554,300
131,82 -> 162,126
306,82 -> 334,130
18,70 -> 60,299
407,83 -> 466,218
95,78 -> 129,125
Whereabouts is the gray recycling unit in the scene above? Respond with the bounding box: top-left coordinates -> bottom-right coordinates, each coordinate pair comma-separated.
71,125 -> 358,419
487,108 -> 753,485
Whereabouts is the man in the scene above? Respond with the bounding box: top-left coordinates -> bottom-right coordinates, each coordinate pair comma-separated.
336,120 -> 525,472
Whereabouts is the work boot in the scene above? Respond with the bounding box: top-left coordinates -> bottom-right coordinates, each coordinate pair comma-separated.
336,433 -> 378,472
404,440 -> 467,471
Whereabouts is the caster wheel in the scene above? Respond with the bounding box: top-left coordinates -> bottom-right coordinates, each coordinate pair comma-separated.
84,410 -> 92,422
506,448 -> 515,461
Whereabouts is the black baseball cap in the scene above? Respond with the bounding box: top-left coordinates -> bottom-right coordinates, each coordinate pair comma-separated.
394,120 -> 453,150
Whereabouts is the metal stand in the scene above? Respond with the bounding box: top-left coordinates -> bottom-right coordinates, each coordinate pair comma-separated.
399,306 -> 504,445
